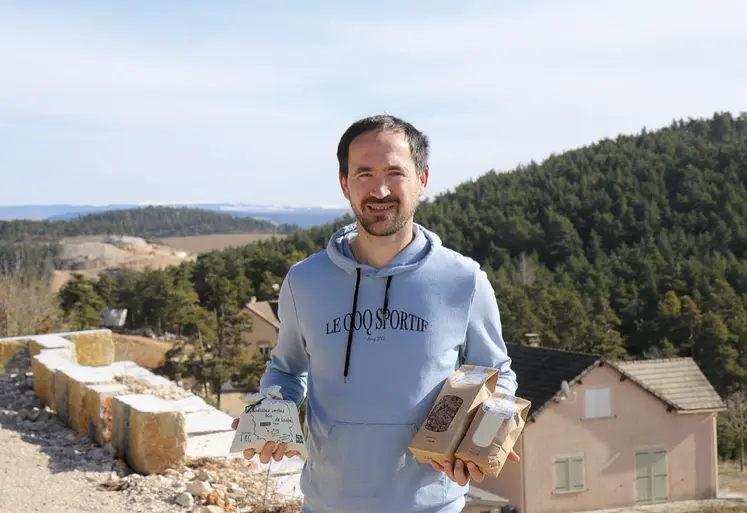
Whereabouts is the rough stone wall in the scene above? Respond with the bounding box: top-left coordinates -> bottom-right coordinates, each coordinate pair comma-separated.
0,329 -> 237,475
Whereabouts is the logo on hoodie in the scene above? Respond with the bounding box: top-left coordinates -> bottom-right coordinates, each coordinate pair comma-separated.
324,307 -> 429,341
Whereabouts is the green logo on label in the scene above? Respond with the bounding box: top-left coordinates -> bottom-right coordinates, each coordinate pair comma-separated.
296,434 -> 304,443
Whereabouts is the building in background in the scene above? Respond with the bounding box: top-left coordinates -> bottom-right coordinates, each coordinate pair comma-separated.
243,297 -> 280,359
476,344 -> 726,513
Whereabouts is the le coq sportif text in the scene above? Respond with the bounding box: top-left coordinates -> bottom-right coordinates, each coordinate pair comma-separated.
325,307 -> 430,336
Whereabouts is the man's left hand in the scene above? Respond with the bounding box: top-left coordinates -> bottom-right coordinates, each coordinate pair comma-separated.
431,451 -> 520,486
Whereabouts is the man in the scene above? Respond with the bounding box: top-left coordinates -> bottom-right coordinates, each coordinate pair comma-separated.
231,115 -> 518,513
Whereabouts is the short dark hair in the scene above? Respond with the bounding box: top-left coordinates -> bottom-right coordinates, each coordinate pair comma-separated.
336,114 -> 429,178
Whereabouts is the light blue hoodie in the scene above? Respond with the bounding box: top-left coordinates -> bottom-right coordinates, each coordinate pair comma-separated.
260,222 -> 518,513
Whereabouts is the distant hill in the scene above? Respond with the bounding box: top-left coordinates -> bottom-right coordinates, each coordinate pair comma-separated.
0,206 -> 303,242
0,203 -> 351,229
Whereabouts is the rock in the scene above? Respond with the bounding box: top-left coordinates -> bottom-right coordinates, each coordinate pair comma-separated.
174,491 -> 194,508
228,486 -> 246,497
88,448 -> 105,460
111,394 -> 187,474
83,383 -> 130,446
182,470 -> 195,481
196,506 -> 224,513
0,339 -> 27,373
31,349 -> 79,407
68,331 -> 115,367
186,480 -> 212,498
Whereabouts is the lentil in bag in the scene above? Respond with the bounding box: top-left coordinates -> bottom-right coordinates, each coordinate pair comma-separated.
409,364 -> 499,465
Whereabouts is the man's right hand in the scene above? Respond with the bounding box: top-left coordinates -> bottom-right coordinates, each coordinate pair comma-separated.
231,418 -> 300,463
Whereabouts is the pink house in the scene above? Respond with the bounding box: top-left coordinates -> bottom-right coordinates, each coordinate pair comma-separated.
476,344 -> 726,513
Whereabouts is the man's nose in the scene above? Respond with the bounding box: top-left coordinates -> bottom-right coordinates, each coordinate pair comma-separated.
369,179 -> 391,199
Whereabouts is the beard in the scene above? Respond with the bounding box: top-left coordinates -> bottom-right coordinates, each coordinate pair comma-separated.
351,196 -> 415,237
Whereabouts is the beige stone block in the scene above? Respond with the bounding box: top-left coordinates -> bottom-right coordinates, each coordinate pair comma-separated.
54,366 -> 114,427
32,350 -> 78,407
112,394 -> 187,474
0,339 -> 27,374
82,383 -> 131,445
28,335 -> 75,359
68,330 -> 115,366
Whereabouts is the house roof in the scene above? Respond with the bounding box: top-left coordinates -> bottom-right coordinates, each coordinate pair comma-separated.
614,358 -> 726,412
506,343 -> 600,419
246,299 -> 280,330
506,343 -> 726,420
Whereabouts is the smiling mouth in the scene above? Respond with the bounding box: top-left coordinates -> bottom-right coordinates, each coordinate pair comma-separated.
365,203 -> 397,214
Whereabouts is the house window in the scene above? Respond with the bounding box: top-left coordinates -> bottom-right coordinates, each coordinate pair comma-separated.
257,343 -> 272,358
554,455 -> 585,493
584,387 -> 611,419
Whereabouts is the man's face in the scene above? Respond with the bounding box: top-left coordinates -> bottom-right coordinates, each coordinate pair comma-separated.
340,129 -> 428,237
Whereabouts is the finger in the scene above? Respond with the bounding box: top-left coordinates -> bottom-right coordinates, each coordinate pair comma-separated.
441,460 -> 457,483
242,448 -> 255,459
286,451 -> 300,458
467,462 -> 485,483
273,442 -> 287,462
508,451 -> 521,463
260,442 -> 275,464
453,459 -> 469,486
231,418 -> 239,430
431,460 -> 445,472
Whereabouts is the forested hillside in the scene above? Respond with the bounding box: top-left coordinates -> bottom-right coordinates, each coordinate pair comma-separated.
0,205 -> 297,242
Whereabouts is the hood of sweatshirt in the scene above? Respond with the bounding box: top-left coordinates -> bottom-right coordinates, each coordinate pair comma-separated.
325,221 -> 441,278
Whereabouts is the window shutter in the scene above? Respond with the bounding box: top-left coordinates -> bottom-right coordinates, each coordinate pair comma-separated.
569,457 -> 584,490
555,458 -> 570,492
650,450 -> 668,503
584,388 -> 611,418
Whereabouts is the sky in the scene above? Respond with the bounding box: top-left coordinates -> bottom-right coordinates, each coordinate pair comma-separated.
1,0 -> 746,207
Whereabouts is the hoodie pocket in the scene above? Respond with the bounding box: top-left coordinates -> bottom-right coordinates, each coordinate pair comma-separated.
310,421 -> 447,504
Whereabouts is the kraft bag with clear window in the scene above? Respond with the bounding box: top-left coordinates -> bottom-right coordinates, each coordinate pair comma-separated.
409,364 -> 499,465
454,392 -> 530,477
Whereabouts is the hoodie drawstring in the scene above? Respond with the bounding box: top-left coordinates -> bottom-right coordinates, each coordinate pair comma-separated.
382,275 -> 392,314
343,268 -> 362,382
343,271 -> 393,382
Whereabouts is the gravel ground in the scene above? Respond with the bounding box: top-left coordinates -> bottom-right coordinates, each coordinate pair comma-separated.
0,370 -> 302,513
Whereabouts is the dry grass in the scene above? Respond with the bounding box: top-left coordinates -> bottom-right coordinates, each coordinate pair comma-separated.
112,333 -> 177,370
0,268 -> 63,338
698,506 -> 747,513
720,461 -> 747,494
159,233 -> 285,254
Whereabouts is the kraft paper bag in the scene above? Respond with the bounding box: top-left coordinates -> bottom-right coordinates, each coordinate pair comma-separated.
454,392 -> 530,477
409,365 -> 499,465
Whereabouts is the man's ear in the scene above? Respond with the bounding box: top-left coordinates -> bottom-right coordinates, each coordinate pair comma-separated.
339,171 -> 350,200
418,167 -> 429,195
